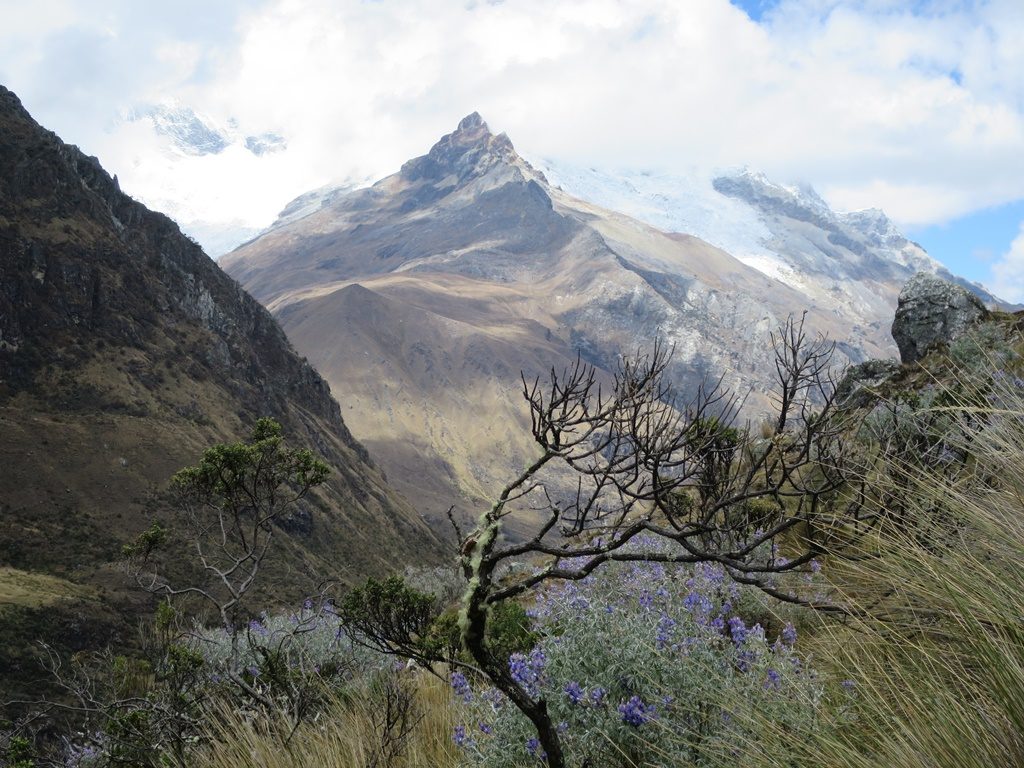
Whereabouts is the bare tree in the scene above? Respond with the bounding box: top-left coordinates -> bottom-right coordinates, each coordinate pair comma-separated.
449,315 -> 863,768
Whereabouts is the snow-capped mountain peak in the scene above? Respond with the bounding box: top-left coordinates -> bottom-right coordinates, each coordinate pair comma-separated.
122,102 -> 286,159
531,157 -> 999,308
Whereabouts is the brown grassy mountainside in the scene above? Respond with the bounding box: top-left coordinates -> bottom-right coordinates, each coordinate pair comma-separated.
223,113 -> 905,529
0,85 -> 443,699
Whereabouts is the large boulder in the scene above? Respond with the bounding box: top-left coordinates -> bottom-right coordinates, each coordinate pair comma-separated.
891,272 -> 988,364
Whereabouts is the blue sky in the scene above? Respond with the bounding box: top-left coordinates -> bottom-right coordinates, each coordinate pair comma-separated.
1,0 -> 1022,299
907,200 -> 1024,287
730,0 -> 780,22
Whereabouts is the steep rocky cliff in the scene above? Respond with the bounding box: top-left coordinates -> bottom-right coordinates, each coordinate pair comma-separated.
0,85 -> 442,697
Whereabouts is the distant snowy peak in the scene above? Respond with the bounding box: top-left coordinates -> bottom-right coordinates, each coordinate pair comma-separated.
710,169 -> 942,279
537,159 -> 939,283
123,103 -> 287,159
535,161 -> 775,259
713,169 -> 833,220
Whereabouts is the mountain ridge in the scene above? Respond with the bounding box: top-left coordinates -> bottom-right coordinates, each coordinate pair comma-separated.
223,112 -> 917,527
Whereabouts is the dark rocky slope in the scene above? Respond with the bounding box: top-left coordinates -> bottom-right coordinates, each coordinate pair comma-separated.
0,85 -> 442,699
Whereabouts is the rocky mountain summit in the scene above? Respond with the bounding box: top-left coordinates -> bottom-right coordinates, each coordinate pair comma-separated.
222,113 -> 991,527
0,84 -> 441,694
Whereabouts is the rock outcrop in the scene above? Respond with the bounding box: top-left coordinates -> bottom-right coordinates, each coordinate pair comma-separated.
891,272 -> 989,364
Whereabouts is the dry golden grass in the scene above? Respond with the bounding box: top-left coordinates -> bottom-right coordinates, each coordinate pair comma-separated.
198,673 -> 463,768
0,566 -> 94,608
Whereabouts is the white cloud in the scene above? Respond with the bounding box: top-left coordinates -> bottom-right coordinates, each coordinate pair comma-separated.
992,223 -> 1024,304
2,0 -> 1024,257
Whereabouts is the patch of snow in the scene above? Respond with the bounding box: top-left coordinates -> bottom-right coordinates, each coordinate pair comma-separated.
529,157 -> 952,294
535,160 -> 780,270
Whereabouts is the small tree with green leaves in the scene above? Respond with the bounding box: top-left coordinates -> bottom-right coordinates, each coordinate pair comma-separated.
124,417 -> 329,642
64,418 -> 330,764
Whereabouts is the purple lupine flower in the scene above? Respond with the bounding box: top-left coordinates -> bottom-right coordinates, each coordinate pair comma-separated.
569,595 -> 590,611
764,668 -> 782,690
842,679 -> 857,690
529,646 -> 547,670
728,616 -> 748,646
655,614 -> 677,649
564,681 -> 584,704
453,725 -> 474,747
639,591 -> 654,609
478,721 -> 493,735
509,655 -> 532,687
481,687 -> 506,710
451,671 -> 473,702
248,618 -> 268,637
509,648 -> 546,697
557,721 -> 569,734
781,622 -> 798,646
618,695 -> 656,727
590,686 -> 607,707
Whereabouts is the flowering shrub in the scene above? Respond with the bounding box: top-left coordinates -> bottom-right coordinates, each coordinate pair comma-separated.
194,601 -> 388,683
451,542 -> 829,767
59,602 -> 398,767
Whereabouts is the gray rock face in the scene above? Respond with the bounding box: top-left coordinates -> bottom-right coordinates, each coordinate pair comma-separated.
891,272 -> 989,363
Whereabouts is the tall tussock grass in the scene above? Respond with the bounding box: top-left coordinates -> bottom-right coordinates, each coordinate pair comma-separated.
198,673 -> 461,768
745,357 -> 1024,767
